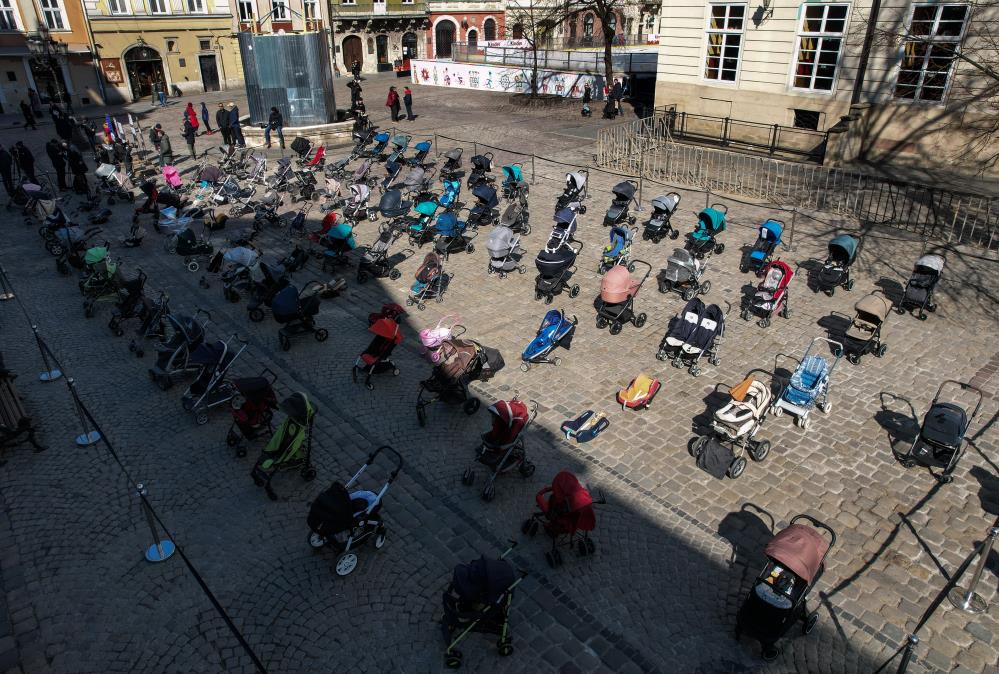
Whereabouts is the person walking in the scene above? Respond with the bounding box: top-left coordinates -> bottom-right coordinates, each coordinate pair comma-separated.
27,88 -> 43,118
66,144 -> 89,194
351,59 -> 361,79
216,102 -> 230,145
12,142 -> 36,183
582,83 -> 593,117
182,119 -> 197,160
46,139 -> 67,190
385,86 -> 400,123
610,78 -> 624,116
19,101 -> 37,130
54,110 -> 74,143
265,106 -> 284,149
200,102 -> 213,134
0,145 -> 14,196
403,86 -> 414,121
228,103 -> 245,147
154,124 -> 173,166
156,78 -> 167,106
185,102 -> 200,135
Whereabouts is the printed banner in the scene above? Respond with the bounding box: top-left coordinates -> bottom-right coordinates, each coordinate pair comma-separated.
410,60 -> 599,99
481,39 -> 529,48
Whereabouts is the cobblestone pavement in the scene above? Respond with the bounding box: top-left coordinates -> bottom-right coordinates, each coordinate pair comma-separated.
0,73 -> 997,674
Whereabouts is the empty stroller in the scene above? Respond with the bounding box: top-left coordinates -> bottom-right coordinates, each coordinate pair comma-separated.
602,180 -> 638,227
225,375 -> 278,457
500,164 -> 527,201
271,282 -> 330,351
380,160 -> 404,192
352,316 -> 403,389
686,204 -> 727,259
318,214 -> 357,270
246,261 -> 290,322
486,226 -> 526,277
147,311 -> 209,390
419,314 -> 463,364
434,212 -> 476,258
467,184 -> 499,228
691,370 -> 781,479
415,338 -> 504,426
342,184 -> 375,222
361,131 -> 390,158
594,262 -> 651,334
841,292 -> 891,364
896,379 -> 983,483
384,134 -> 411,164
306,446 -> 403,576
498,191 -> 530,234
79,247 -> 126,318
736,515 -> 836,660
378,188 -> 414,227
461,398 -> 539,502
181,336 -> 247,425
467,153 -> 494,188
815,234 -> 859,295
534,240 -> 582,304
555,171 -> 588,213
250,392 -> 318,499
546,207 -> 577,251
522,471 -> 603,568
772,337 -> 842,430
657,248 -> 710,300
438,178 -> 462,212
173,227 -> 214,272
409,140 -> 433,166
896,254 -> 943,320
742,219 -> 784,273
643,193 -> 681,242
598,225 -> 637,274
441,547 -> 526,669
408,252 -> 449,310
521,309 -> 576,371
357,224 -> 406,283
742,260 -> 793,328
656,298 -> 725,376
440,148 -> 463,180
401,166 -> 435,202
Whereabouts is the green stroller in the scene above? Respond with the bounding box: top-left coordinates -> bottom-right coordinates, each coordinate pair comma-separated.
251,392 -> 318,499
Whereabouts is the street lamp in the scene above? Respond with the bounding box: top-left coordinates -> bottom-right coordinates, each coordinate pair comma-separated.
26,25 -> 72,114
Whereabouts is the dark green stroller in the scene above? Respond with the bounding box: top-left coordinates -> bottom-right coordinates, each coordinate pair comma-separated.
251,392 -> 318,499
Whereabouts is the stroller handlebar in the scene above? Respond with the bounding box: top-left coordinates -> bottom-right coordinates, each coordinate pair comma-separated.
790,513 -> 837,549
369,444 -> 404,479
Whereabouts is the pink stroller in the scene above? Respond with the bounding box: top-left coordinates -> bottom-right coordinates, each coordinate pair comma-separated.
163,165 -> 183,190
419,315 -> 465,364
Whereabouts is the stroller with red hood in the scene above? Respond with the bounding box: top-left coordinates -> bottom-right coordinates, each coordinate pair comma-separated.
594,262 -> 651,334
225,372 -> 278,457
742,259 -> 793,328
352,315 -> 403,389
522,471 -> 604,568
736,514 -> 836,661
461,399 -> 538,502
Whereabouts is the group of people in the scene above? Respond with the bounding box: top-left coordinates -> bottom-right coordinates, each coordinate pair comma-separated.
385,86 -> 415,123
0,142 -> 40,195
146,100 -> 246,166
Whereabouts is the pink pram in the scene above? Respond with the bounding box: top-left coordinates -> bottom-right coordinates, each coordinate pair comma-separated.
162,165 -> 183,190
419,315 -> 465,363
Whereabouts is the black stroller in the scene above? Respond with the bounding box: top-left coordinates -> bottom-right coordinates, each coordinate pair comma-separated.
416,338 -> 504,426
896,379 -> 983,483
357,224 -> 409,283
555,171 -> 588,213
440,148 -> 464,180
602,180 -> 638,227
271,282 -> 330,351
147,311 -> 210,389
467,153 -> 494,189
534,240 -> 582,304
643,193 -> 681,242
815,234 -> 859,295
108,270 -> 148,336
736,514 -> 836,661
441,546 -> 527,669
246,261 -> 290,323
467,184 -> 499,228
896,254 -> 943,320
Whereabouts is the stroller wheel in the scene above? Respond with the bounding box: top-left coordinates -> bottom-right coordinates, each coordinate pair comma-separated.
461,468 -> 475,486
596,317 -> 608,329
520,362 -> 530,372
750,440 -> 771,462
700,280 -> 712,295
682,288 -> 695,301
248,308 -> 265,322
797,415 -> 810,431
405,297 -> 414,306
389,268 -> 402,280
445,652 -> 462,669
334,552 -> 358,576
609,322 -> 623,335
518,462 -> 535,478
519,265 -> 527,274
877,343 -> 888,357
569,285 -> 580,298
579,205 -> 587,214
762,645 -> 781,662
393,368 -> 401,376
715,243 -> 725,254
780,305 -> 791,319
553,356 -> 562,367
689,436 -> 708,457
315,328 -> 329,342
760,317 -> 771,329
418,302 -> 426,310
633,313 -> 647,328
497,640 -> 513,657
365,381 -> 374,391
727,457 -> 747,479
845,278 -> 855,291
803,612 -> 818,635
627,262 -> 636,273
465,243 -> 474,253
481,485 -> 495,502
487,266 -> 494,275
303,467 -> 317,481
308,531 -> 327,549
818,399 -> 831,414
195,410 -> 209,425
280,334 -> 292,351
188,261 -> 199,273
374,527 -> 387,549
463,398 -> 480,415
739,264 -> 748,274
544,295 -> 553,305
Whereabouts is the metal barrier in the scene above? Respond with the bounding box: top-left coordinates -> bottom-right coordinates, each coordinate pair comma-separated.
449,42 -> 657,74
657,109 -> 828,161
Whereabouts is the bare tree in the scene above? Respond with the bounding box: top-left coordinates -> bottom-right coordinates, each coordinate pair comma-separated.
506,0 -> 572,97
569,0 -> 626,107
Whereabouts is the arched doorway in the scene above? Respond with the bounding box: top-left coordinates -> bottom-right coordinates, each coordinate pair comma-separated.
402,31 -> 417,60
435,20 -> 456,59
467,29 -> 478,49
342,35 -> 363,72
376,34 -> 389,70
511,23 -> 523,39
483,18 -> 496,41
123,44 -> 165,101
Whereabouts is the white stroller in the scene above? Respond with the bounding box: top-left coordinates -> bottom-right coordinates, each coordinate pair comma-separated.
772,337 -> 842,430
555,171 -> 588,213
486,226 -> 527,277
321,176 -> 343,212
342,184 -> 375,222
657,248 -> 710,300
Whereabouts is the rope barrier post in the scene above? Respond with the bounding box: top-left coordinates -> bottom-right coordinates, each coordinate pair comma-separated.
896,634 -> 918,674
32,325 -> 62,382
788,207 -> 798,253
137,483 -> 176,563
531,155 -> 536,186
948,524 -> 999,614
0,265 -> 13,301
434,132 -> 439,156
67,378 -> 101,446
705,187 -> 711,209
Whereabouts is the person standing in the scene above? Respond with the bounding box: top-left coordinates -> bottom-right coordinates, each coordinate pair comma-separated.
610,78 -> 624,116
19,101 -> 37,130
200,102 -> 213,134
385,86 -> 400,123
265,106 -> 284,149
46,139 -> 68,190
66,145 -> 89,194
154,124 -> 173,166
185,102 -> 200,135
0,145 -> 14,196
27,89 -> 43,118
113,138 -> 133,177
54,110 -> 74,143
227,103 -> 245,147
215,102 -> 230,145
403,86 -> 414,121
12,142 -> 36,183
149,124 -> 161,157
156,78 -> 167,106
351,60 -> 361,79
182,119 -> 197,160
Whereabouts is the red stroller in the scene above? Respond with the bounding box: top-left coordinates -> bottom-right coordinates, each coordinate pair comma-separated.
742,259 -> 793,328
522,471 -> 603,568
461,399 -> 538,502
225,374 -> 278,457
352,316 -> 403,389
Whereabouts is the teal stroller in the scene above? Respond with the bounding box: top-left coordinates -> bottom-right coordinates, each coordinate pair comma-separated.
685,204 -> 727,259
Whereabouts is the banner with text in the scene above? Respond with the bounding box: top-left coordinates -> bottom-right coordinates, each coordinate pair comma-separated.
410,60 -> 599,99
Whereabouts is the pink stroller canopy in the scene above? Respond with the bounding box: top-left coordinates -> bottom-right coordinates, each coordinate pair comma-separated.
600,266 -> 639,304
765,524 -> 830,583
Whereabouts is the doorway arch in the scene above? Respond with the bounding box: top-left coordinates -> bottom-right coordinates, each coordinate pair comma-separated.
467,29 -> 478,49
342,35 -> 363,71
123,44 -> 165,101
435,20 -> 456,59
402,31 -> 418,60
483,17 -> 496,41
376,34 -> 389,69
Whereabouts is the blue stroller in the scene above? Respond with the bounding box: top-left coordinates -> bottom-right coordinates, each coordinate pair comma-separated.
686,204 -> 728,259
408,200 -> 439,247
362,131 -> 390,158
815,234 -> 859,295
434,212 -> 477,259
501,164 -> 527,200
384,134 -> 411,164
468,184 -> 499,228
320,220 -> 357,270
598,225 -> 637,274
772,337 -> 842,431
438,179 -> 462,212
521,309 -> 576,371
408,140 -> 432,166
742,219 -> 784,274
408,252 -> 449,310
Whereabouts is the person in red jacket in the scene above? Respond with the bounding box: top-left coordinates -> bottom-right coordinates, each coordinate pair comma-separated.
185,102 -> 200,135
385,86 -> 400,122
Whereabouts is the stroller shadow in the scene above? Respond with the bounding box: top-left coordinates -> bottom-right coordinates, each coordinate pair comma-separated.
691,384 -> 732,435
875,392 -> 920,454
874,277 -> 905,306
737,282 -> 756,314
795,259 -> 824,293
816,313 -> 850,350
717,503 -> 775,569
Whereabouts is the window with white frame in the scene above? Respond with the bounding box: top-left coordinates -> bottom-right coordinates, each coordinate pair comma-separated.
271,0 -> 286,19
894,4 -> 969,102
704,4 -> 745,82
303,0 -> 317,19
237,0 -> 254,21
108,0 -> 130,14
39,0 -> 66,29
187,0 -> 204,12
0,0 -> 19,29
341,0 -> 355,6
149,0 -> 169,14
792,3 -> 848,91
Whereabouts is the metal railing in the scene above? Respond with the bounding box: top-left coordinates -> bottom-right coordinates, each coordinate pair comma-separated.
449,42 -> 657,74
597,113 -> 999,249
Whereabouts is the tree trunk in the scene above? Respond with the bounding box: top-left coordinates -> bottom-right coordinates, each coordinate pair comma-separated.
531,44 -> 540,97
602,23 -> 615,98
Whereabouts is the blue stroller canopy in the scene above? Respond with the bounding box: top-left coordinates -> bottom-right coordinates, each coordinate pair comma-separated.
472,184 -> 499,209
554,208 -> 576,227
698,207 -> 726,234
605,226 -> 631,257
415,140 -> 432,153
435,212 -> 465,237
829,234 -> 859,264
760,219 -> 783,242
523,309 -> 572,361
327,222 -> 357,248
502,165 -> 523,183
374,132 -> 390,143
415,200 -> 439,217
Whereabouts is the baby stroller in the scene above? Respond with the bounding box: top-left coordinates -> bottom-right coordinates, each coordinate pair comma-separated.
742,260 -> 793,328
352,316 -> 403,389
379,160 -> 404,192
415,339 -> 504,426
772,337 -> 842,430
686,204 -> 727,259
467,184 -> 499,228
736,514 -> 836,660
895,379 -> 983,483
350,158 -> 376,188
498,191 -> 530,235
598,225 -> 637,274
467,153 -> 494,189
79,247 -> 126,318
440,547 -> 527,669
594,262 -> 651,334
546,207 -> 577,250
602,180 -> 638,227
342,184 -> 375,223
691,370 -> 781,479
535,240 -> 582,304
657,248 -> 710,300
841,292 -> 891,364
521,309 -> 576,371
361,131 -> 390,158
250,392 -> 318,500
384,134 -> 411,164
419,314 -> 463,364
173,227 -> 214,273
434,212 -> 476,259
408,140 -> 433,166
95,163 -> 134,205
486,226 -> 526,277
643,193 -> 681,242
225,374 -> 278,457
522,471 -> 603,568
401,166 -> 435,202
147,311 -> 210,390
815,234 -> 859,295
181,337 -> 247,425
107,270 -> 148,336
318,214 -> 357,270
357,224 -> 407,283
272,282 -> 330,351
252,190 -> 282,228
219,246 -> 260,302
896,254 -> 943,320
742,219 -> 784,274
555,171 -> 588,213
656,298 -> 725,376
246,261 -> 290,322
408,252 -> 450,310
438,179 -> 462,212
500,164 -> 527,201
290,136 -> 312,162
306,446 -> 403,576
378,188 -> 414,228
440,148 -> 464,180
461,399 -> 539,502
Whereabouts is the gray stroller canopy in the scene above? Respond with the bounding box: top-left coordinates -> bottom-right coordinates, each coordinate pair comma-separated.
349,184 -> 370,205
487,226 -> 518,257
403,167 -> 425,187
566,171 -> 587,191
914,254 -> 944,273
663,248 -> 698,283
652,193 -> 680,215
223,246 -> 259,268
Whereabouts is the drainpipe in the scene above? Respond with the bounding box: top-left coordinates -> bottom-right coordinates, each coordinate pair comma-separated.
850,0 -> 882,105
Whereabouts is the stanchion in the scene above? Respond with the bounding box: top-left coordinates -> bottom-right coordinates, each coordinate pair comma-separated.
896,634 -> 918,674
66,378 -> 101,446
530,155 -> 536,185
32,326 -> 62,382
788,208 -> 798,253
0,265 -> 13,301
948,524 -> 999,614
137,483 -> 176,563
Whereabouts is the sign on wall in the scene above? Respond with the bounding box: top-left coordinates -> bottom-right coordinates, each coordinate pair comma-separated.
481,39 -> 529,48
410,59 -> 599,99
99,58 -> 124,84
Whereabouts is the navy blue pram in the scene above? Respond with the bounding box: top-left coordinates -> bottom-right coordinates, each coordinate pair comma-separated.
468,184 -> 499,228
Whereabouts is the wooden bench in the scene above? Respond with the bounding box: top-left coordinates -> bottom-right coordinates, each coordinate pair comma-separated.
0,354 -> 43,456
